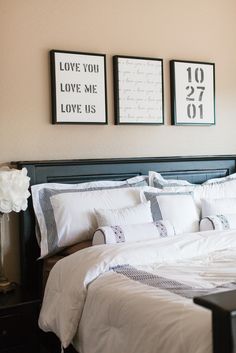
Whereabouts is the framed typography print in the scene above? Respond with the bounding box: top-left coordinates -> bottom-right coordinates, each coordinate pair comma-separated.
113,55 -> 164,125
50,50 -> 107,124
170,60 -> 215,125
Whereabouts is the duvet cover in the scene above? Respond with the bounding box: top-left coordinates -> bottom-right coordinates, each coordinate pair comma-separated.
39,229 -> 236,353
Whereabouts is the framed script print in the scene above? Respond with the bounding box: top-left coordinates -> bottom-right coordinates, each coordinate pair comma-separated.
170,60 -> 215,125
113,55 -> 164,125
50,50 -> 107,124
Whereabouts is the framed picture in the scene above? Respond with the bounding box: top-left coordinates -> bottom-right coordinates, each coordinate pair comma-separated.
170,60 -> 215,125
113,55 -> 164,125
50,50 -> 107,124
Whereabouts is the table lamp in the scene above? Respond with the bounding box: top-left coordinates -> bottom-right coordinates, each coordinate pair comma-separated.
0,167 -> 30,293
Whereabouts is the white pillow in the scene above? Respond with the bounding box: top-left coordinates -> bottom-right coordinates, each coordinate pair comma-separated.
94,201 -> 153,227
201,197 -> 236,217
149,172 -> 236,209
141,190 -> 200,234
31,175 -> 148,258
92,220 -> 176,245
200,214 -> 236,231
194,176 -> 236,208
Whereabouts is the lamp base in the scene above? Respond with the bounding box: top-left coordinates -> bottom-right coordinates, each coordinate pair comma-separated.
0,276 -> 16,294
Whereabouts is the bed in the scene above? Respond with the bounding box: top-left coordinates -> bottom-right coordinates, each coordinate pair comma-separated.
16,155 -> 236,353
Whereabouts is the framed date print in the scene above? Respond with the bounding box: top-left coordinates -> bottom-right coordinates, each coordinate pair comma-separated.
170,60 -> 215,125
113,55 -> 164,125
50,50 -> 107,124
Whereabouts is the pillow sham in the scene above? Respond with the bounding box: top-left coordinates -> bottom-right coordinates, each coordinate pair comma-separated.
149,170 -> 236,189
32,177 -> 147,258
32,177 -> 146,243
200,214 -> 236,231
149,171 -> 236,209
141,190 -> 200,234
92,220 -> 176,245
149,171 -> 193,189
31,174 -> 148,199
201,197 -> 236,217
194,175 -> 236,207
203,173 -> 236,184
94,201 -> 153,227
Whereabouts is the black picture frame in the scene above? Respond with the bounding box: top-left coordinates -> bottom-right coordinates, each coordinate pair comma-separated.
170,60 -> 215,126
113,55 -> 164,125
50,50 -> 108,124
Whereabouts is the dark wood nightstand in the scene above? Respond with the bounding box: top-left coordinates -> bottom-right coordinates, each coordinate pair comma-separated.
0,285 -> 41,353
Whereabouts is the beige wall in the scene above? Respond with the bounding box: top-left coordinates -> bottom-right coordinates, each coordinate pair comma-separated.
1,0 -> 236,282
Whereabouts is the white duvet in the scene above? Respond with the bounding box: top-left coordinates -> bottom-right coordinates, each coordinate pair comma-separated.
39,230 -> 236,353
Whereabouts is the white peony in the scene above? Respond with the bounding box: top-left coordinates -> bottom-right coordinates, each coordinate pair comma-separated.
0,167 -> 30,213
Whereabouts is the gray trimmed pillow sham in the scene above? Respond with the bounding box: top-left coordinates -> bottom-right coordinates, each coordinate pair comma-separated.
31,175 -> 148,258
141,190 -> 200,234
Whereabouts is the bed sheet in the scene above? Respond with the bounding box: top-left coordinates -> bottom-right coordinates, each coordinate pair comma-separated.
39,230 -> 236,352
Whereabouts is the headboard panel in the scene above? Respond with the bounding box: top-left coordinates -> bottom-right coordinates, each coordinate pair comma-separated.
15,155 -> 236,297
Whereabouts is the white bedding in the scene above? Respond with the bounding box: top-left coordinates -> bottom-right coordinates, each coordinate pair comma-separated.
39,230 -> 236,353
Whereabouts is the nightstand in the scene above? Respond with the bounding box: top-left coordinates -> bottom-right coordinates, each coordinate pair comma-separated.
0,285 -> 41,353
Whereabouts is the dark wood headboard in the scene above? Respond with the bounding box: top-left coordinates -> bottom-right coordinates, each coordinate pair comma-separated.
15,155 -> 236,297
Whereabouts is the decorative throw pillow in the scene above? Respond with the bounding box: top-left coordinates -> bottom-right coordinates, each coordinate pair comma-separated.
94,201 -> 153,227
200,214 -> 236,231
141,190 -> 200,234
92,220 -> 176,245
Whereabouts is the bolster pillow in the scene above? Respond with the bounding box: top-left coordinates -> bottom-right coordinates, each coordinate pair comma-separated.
200,214 -> 236,231
92,220 -> 176,245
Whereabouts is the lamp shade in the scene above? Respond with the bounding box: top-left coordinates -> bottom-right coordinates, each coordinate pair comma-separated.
0,167 -> 30,213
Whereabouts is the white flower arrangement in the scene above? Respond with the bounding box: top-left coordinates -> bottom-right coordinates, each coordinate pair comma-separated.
0,167 -> 30,213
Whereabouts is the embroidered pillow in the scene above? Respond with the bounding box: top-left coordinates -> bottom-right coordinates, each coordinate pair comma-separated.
200,214 -> 236,231
92,220 -> 176,245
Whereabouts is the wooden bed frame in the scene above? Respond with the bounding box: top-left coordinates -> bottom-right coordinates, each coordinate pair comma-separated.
16,155 -> 236,353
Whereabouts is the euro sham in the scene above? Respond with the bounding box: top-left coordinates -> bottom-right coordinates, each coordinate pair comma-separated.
149,171 -> 236,209
31,175 -> 148,257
